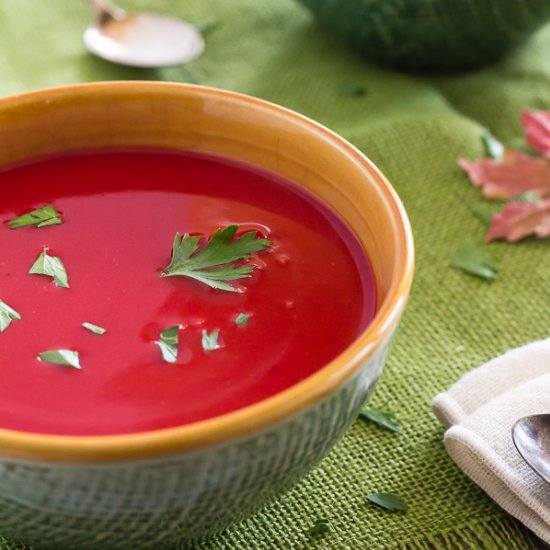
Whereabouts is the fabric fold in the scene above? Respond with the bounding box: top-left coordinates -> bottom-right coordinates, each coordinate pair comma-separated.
433,339 -> 550,544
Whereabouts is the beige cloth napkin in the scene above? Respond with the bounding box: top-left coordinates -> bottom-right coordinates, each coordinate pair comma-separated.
432,338 -> 550,543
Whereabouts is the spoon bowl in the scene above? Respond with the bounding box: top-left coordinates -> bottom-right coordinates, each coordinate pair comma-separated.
512,414 -> 550,484
84,0 -> 204,68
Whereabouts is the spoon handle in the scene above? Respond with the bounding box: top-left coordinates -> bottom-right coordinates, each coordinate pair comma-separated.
87,0 -> 124,24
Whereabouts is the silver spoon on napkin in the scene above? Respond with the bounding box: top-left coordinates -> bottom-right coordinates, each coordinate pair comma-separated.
512,414 -> 550,484
84,0 -> 204,68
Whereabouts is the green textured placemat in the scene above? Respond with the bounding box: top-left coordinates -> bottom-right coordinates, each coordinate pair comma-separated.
0,1 -> 549,548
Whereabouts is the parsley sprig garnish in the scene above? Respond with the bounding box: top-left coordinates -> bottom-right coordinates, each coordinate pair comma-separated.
366,492 -> 408,512
161,225 -> 271,292
202,329 -> 220,351
359,406 -> 401,434
308,518 -> 333,536
38,350 -> 81,369
450,238 -> 498,281
0,300 -> 21,333
156,326 -> 179,363
29,247 -> 70,288
234,313 -> 250,326
82,322 -> 106,335
8,205 -> 62,229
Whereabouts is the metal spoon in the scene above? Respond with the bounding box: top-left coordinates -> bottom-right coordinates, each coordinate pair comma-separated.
84,0 -> 204,68
512,414 -> 550,484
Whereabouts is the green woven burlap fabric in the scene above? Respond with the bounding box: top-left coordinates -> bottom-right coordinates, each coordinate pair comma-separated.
1,1 -> 550,548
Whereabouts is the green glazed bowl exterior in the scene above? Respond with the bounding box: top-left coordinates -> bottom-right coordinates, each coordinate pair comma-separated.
299,0 -> 550,72
0,347 -> 391,548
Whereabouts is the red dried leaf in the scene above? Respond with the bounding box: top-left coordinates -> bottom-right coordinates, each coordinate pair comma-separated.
486,199 -> 550,242
522,110 -> 550,158
459,150 -> 550,199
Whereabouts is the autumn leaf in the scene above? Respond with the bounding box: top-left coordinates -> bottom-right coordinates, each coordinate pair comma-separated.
459,111 -> 550,246
522,110 -> 550,158
459,150 -> 550,199
486,199 -> 550,242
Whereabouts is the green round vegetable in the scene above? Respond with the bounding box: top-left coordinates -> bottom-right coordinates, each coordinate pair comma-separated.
297,0 -> 550,72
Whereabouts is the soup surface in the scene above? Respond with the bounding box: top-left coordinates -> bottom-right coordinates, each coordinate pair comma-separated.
0,150 -> 376,435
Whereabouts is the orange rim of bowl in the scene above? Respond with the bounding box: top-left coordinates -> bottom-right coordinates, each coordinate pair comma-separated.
0,82 -> 414,463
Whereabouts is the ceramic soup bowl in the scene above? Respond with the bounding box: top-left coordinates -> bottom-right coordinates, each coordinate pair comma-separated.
0,82 -> 413,549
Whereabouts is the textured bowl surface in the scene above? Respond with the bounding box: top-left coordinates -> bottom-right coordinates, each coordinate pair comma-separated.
0,82 -> 413,548
299,0 -> 550,72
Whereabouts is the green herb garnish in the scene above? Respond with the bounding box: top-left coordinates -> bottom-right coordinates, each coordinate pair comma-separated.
481,130 -> 504,160
155,325 -> 179,363
515,191 -> 541,203
82,322 -> 106,335
340,83 -> 367,97
29,247 -> 69,288
308,518 -> 333,536
38,350 -> 81,369
202,329 -> 220,351
450,238 -> 498,281
0,300 -> 21,333
8,205 -> 62,229
472,202 -> 501,225
359,406 -> 400,434
234,313 -> 250,326
366,493 -> 408,512
197,20 -> 219,35
161,225 -> 271,292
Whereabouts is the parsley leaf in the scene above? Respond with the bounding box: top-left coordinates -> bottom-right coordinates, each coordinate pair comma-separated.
29,247 -> 70,288
472,202 -> 502,225
8,205 -> 62,229
155,325 -> 179,363
366,493 -> 408,512
202,329 -> 220,351
481,130 -> 504,160
234,313 -> 250,326
308,518 -> 333,536
0,300 -> 21,333
38,350 -> 81,369
359,406 -> 400,434
340,83 -> 367,97
515,191 -> 541,203
450,238 -> 498,281
161,225 -> 271,293
197,20 -> 219,35
82,322 -> 106,335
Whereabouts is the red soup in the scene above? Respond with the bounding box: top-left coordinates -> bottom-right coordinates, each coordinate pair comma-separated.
0,150 -> 377,436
